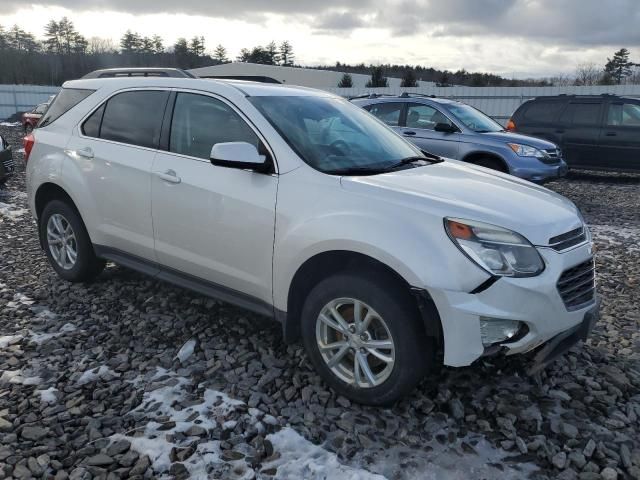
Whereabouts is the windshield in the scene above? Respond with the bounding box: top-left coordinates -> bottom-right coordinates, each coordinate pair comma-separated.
447,104 -> 504,133
249,96 -> 424,173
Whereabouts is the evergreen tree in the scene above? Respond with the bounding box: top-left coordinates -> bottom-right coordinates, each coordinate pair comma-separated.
265,41 -> 280,65
120,30 -> 141,54
213,44 -> 228,63
400,68 -> 418,87
151,35 -> 164,54
604,48 -> 634,84
279,40 -> 294,66
337,73 -> 353,88
366,66 -> 388,87
189,36 -> 205,56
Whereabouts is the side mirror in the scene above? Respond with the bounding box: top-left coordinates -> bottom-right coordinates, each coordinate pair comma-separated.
210,142 -> 266,171
434,123 -> 457,133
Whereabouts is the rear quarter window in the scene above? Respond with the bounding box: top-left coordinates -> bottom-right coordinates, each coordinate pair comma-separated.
521,101 -> 566,123
38,88 -> 95,128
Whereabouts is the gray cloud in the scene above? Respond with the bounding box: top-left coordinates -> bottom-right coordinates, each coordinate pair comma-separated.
3,0 -> 639,47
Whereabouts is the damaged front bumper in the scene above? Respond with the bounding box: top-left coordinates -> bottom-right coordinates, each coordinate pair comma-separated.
527,298 -> 600,375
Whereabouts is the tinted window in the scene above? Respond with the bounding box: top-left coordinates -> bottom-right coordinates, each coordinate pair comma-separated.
82,104 -> 105,138
607,103 -> 640,127
364,102 -> 402,126
38,88 -> 94,128
559,103 -> 602,126
523,101 -> 565,123
169,93 -> 259,160
100,91 -> 169,149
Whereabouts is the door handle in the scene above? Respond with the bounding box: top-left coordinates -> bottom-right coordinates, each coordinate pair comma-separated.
403,131 -> 416,136
605,132 -> 617,137
65,147 -> 94,159
155,169 -> 181,184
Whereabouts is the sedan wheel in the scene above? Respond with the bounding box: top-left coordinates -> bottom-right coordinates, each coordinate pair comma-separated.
316,298 -> 395,388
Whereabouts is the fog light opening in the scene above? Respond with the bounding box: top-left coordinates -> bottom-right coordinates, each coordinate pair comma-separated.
480,317 -> 525,347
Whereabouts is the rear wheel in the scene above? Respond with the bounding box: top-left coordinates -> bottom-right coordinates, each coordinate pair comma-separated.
301,273 -> 433,405
473,157 -> 508,173
39,200 -> 105,282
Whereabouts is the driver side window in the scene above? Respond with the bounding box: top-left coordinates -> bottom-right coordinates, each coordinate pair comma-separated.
406,104 -> 452,130
170,93 -> 260,160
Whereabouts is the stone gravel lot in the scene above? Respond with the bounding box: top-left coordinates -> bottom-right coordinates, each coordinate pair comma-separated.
1,124 -> 639,480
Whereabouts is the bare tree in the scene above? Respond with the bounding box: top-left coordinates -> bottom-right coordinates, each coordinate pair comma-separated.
548,74 -> 572,87
574,62 -> 602,86
87,37 -> 116,55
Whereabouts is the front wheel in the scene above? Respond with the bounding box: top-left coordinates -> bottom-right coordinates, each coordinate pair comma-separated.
39,200 -> 105,282
301,273 -> 433,405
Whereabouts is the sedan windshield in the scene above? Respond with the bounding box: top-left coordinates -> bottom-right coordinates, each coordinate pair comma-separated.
249,96 -> 427,174
447,104 -> 504,133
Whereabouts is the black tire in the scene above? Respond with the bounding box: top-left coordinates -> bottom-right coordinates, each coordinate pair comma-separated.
301,273 -> 434,406
473,157 -> 507,173
39,199 -> 105,282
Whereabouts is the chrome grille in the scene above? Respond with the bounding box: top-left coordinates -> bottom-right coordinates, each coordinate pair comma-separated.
548,226 -> 587,251
557,258 -> 595,310
539,148 -> 562,165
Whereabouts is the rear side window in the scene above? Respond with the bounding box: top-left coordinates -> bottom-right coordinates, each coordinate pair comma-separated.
607,103 -> 640,127
38,88 -> 94,128
98,90 -> 169,149
82,104 -> 105,138
522,101 -> 565,123
559,103 -> 602,127
364,103 -> 403,127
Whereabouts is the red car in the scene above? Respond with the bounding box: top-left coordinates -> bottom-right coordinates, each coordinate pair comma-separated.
22,103 -> 49,133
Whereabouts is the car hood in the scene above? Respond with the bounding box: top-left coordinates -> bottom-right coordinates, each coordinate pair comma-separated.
479,131 -> 558,149
340,160 -> 582,246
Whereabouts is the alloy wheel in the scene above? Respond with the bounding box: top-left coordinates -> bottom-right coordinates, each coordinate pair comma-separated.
47,213 -> 78,270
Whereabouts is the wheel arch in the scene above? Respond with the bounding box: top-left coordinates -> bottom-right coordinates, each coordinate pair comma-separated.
462,151 -> 510,173
281,250 -> 443,352
34,182 -> 87,250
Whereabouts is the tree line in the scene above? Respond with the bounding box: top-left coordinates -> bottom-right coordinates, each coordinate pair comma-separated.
0,18 -> 296,85
0,18 -> 637,88
332,48 -> 639,88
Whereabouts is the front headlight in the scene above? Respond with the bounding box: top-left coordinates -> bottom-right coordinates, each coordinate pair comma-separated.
445,218 -> 545,277
507,143 -> 544,158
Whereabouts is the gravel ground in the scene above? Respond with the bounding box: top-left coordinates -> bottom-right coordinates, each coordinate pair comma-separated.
1,123 -> 639,480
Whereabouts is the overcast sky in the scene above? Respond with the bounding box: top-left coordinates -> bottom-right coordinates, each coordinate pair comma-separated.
1,0 -> 639,78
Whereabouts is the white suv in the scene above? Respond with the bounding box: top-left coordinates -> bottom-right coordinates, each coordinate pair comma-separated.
25,75 -> 599,405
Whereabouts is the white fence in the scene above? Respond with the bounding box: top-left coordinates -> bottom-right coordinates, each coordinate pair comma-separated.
2,83 -> 640,124
0,85 -> 61,120
327,84 -> 640,125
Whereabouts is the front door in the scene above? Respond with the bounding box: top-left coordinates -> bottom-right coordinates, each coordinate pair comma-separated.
151,91 -> 278,306
401,103 -> 460,159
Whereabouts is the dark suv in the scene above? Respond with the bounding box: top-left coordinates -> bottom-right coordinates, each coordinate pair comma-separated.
508,95 -> 640,172
0,134 -> 14,186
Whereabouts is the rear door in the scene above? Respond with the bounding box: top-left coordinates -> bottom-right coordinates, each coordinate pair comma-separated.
66,88 -> 169,261
362,102 -> 404,133
401,103 -> 460,158
556,101 -> 604,168
599,100 -> 640,171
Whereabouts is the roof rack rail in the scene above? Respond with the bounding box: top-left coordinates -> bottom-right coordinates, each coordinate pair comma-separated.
399,92 -> 437,98
81,68 -> 197,79
348,93 -> 397,100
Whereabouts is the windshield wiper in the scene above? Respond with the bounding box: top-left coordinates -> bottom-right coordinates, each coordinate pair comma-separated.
384,155 -> 443,171
325,155 -> 443,176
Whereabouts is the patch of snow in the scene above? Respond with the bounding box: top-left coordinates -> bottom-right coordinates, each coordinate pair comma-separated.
0,202 -> 28,220
0,121 -> 20,127
110,369 -> 250,478
17,147 -> 25,154
265,428 -> 386,480
0,334 -> 23,348
6,292 -> 35,309
77,365 -> 121,385
0,370 -> 42,385
28,323 -> 76,344
175,338 -> 196,363
39,387 -> 59,404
